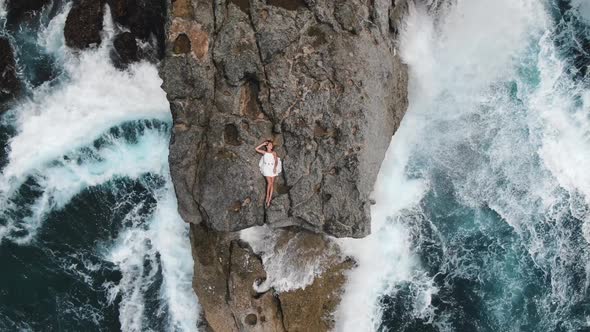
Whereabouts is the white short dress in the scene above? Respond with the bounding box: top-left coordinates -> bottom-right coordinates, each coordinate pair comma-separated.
259,152 -> 282,177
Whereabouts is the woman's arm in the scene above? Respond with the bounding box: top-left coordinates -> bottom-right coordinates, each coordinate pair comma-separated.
273,152 -> 278,173
255,142 -> 267,154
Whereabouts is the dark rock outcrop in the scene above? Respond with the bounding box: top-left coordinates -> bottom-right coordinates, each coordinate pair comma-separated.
189,223 -> 286,332
5,0 -> 49,25
0,37 -> 21,105
190,223 -> 353,331
111,32 -> 139,68
106,0 -> 167,57
160,0 -> 409,238
64,0 -> 104,49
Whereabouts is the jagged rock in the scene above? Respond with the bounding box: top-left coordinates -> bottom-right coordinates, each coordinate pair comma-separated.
105,0 -> 167,58
160,0 -> 409,238
247,227 -> 356,331
0,37 -> 21,105
334,0 -> 367,34
5,0 -> 49,25
64,0 -> 104,49
280,259 -> 354,331
189,223 -> 286,332
111,32 -> 139,68
192,223 -> 354,332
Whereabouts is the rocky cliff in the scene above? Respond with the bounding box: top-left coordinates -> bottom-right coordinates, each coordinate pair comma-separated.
2,0 -> 409,330
161,0 -> 408,239
159,0 -> 409,330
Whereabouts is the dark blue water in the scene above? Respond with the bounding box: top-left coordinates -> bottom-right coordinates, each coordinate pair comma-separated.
0,2 -> 197,331
378,1 -> 590,331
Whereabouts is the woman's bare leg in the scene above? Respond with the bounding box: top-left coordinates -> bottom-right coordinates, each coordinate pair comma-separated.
265,176 -> 272,207
268,177 -> 275,206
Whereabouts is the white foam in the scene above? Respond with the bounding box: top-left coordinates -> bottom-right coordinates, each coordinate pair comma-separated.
37,2 -> 71,58
0,0 -> 6,19
0,5 -> 199,331
150,183 -> 200,332
530,29 -> 590,209
334,115 -> 430,331
241,226 -> 335,292
0,57 -> 169,193
1,4 -> 168,195
335,0 -> 554,330
105,181 -> 199,332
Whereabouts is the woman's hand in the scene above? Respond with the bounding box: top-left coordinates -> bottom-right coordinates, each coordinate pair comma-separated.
255,141 -> 267,154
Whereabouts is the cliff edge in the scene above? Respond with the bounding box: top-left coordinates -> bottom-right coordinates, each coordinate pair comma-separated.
160,0 -> 408,239
159,0 -> 409,330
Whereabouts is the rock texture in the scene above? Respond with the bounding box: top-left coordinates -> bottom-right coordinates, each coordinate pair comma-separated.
161,0 -> 409,239
63,0 -> 166,65
159,0 -> 410,330
190,223 -> 354,331
0,37 -> 21,106
190,224 -> 286,332
64,0 -> 105,49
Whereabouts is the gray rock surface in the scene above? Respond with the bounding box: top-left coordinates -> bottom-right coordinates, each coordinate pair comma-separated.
189,223 -> 354,332
160,0 -> 409,238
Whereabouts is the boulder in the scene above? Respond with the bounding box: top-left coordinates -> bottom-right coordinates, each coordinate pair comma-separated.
160,0 -> 409,238
111,32 -> 139,68
105,0 -> 167,58
247,227 -> 356,331
191,223 -> 354,332
189,223 -> 286,332
64,0 -> 104,49
0,37 -> 21,105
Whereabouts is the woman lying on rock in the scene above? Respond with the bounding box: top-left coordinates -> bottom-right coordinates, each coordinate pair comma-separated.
255,140 -> 282,207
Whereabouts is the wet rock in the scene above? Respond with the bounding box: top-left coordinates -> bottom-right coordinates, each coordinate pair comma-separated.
160,0 -> 409,238
111,32 -> 139,68
252,227 -> 356,331
279,257 -> 354,331
189,223 -> 286,332
191,223 -> 354,332
64,0 -> 104,49
105,0 -> 167,58
5,0 -> 49,25
0,37 -> 21,105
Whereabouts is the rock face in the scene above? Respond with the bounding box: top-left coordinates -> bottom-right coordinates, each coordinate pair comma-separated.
0,37 -> 21,106
190,224 -> 286,332
190,223 -> 354,331
106,0 -> 167,56
160,0 -> 409,239
112,32 -> 139,68
63,0 -> 166,64
160,0 -> 410,329
64,0 -> 105,49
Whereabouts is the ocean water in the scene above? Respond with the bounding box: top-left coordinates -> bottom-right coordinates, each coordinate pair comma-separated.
337,0 -> 590,331
0,2 -> 198,331
3,0 -> 590,331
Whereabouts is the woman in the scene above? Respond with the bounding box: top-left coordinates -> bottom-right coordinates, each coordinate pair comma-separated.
255,140 -> 282,207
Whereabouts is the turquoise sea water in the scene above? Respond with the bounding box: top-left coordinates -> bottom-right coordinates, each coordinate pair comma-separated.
2,1 -> 590,331
0,2 -> 198,331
